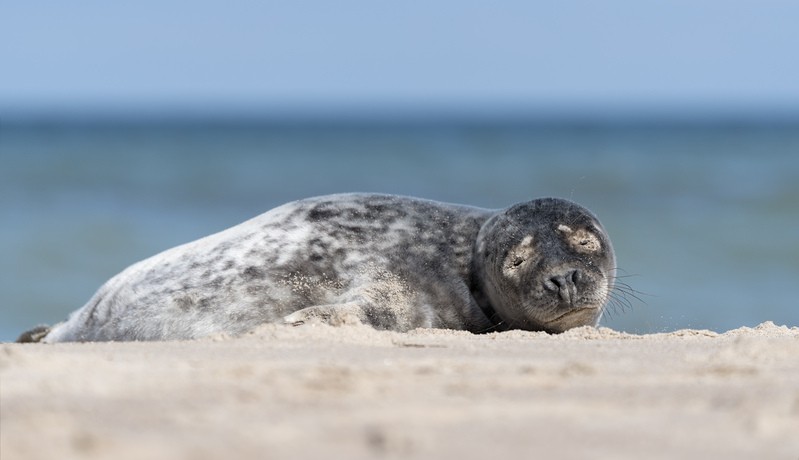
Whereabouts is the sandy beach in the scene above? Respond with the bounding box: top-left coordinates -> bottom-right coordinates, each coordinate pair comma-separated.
2,322 -> 798,460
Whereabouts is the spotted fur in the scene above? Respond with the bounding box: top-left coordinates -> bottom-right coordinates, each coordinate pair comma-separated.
20,193 -> 616,342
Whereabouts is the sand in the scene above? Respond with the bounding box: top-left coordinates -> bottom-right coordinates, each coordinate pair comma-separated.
2,322 -> 798,460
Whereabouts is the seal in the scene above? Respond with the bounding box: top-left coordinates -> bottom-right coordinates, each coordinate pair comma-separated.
18,193 -> 616,342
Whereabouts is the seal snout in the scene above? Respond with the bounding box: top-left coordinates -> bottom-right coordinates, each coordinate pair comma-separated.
544,269 -> 582,306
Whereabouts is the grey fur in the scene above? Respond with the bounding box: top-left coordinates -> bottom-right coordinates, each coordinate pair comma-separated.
20,193 -> 616,342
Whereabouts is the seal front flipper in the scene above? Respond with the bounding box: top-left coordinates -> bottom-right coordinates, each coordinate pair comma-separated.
282,302 -> 367,327
283,300 -> 423,331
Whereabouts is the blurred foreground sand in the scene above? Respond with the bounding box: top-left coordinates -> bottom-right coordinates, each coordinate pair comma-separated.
2,322 -> 798,460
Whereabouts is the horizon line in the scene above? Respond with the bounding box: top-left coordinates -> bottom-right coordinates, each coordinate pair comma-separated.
3,103 -> 799,127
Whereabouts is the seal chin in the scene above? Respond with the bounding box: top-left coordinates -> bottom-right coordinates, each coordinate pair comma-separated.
541,306 -> 602,333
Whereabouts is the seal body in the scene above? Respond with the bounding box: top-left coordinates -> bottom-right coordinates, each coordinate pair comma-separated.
25,193 -> 616,342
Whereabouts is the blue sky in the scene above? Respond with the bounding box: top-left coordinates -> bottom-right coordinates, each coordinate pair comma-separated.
2,1 -> 799,117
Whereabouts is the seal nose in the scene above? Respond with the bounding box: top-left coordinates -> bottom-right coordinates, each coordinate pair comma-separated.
544,269 -> 580,306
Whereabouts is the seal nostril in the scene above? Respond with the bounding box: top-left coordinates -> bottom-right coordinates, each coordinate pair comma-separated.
545,270 -> 580,305
546,271 -> 578,290
545,275 -> 565,292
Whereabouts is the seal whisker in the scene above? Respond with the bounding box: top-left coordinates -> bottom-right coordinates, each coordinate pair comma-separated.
475,319 -> 506,334
608,267 -> 641,280
609,281 -> 649,305
601,276 -> 649,319
606,295 -> 633,316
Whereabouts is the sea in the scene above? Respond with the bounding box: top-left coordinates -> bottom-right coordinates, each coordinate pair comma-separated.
2,118 -> 798,341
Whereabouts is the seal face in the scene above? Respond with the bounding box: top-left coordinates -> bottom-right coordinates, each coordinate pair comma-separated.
20,193 -> 616,342
473,198 -> 616,333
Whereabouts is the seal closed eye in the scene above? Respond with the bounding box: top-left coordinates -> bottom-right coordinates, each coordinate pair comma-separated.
20,193 -> 617,342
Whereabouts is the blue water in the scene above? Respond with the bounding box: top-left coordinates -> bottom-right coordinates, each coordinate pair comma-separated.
2,120 -> 798,341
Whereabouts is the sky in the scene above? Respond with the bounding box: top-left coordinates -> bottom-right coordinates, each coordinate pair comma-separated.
2,1 -> 799,118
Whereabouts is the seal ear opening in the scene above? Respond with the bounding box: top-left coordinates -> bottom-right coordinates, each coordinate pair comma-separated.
16,325 -> 51,343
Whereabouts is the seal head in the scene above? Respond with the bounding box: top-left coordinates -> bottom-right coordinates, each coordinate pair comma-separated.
473,198 -> 615,333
